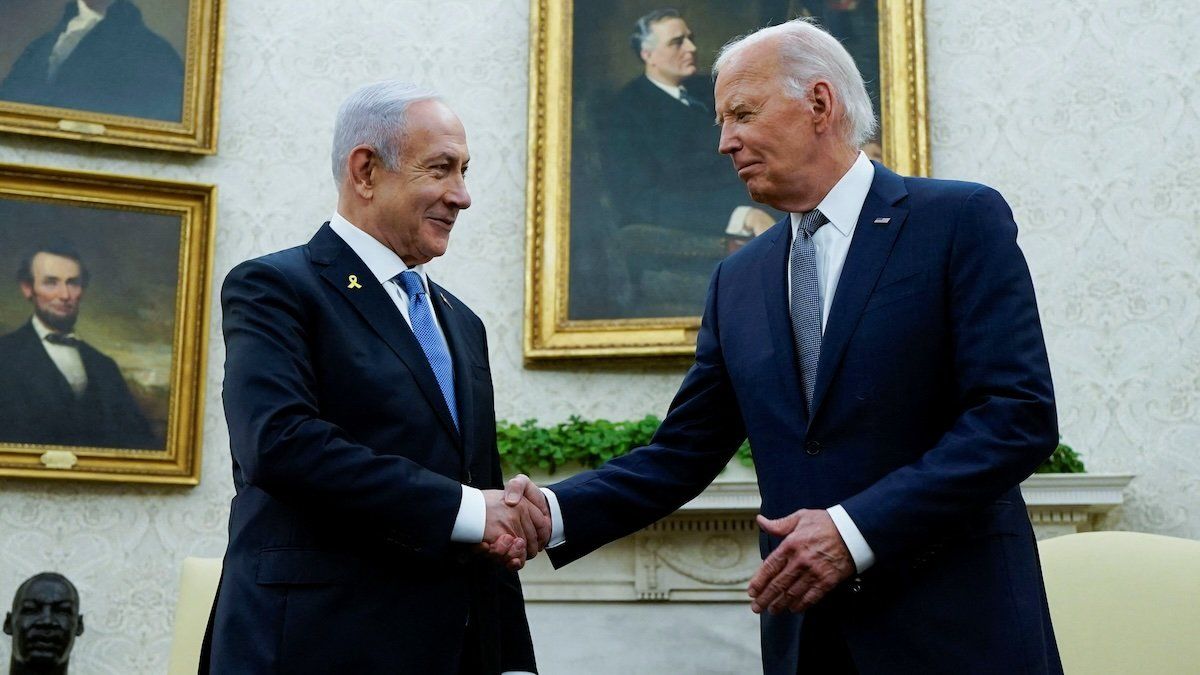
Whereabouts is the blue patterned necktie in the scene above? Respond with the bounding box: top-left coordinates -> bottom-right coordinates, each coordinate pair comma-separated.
397,270 -> 458,430
790,209 -> 828,413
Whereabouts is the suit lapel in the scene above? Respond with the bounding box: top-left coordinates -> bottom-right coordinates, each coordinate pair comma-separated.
758,218 -> 810,427
810,165 -> 909,418
309,225 -> 462,444
429,281 -> 478,468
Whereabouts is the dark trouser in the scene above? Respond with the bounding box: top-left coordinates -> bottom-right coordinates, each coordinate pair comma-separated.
458,609 -> 483,675
797,606 -> 857,674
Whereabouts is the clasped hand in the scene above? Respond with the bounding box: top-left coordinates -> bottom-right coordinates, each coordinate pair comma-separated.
478,474 -> 550,571
748,509 -> 855,614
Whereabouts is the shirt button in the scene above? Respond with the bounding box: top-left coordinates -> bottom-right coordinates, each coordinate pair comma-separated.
805,440 -> 822,455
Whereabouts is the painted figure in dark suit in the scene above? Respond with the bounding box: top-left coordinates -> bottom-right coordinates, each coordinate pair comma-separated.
0,244 -> 157,450
0,0 -> 184,121
592,9 -> 775,315
602,9 -> 774,240
508,18 -> 1062,674
202,81 -> 547,674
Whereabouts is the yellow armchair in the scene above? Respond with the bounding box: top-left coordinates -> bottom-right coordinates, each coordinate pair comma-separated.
1038,531 -> 1200,674
167,556 -> 222,675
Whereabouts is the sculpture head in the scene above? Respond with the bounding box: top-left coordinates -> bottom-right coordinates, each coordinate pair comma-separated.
3,573 -> 84,672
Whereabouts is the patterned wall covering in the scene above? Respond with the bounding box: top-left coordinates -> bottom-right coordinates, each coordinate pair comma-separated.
0,1 -> 1195,671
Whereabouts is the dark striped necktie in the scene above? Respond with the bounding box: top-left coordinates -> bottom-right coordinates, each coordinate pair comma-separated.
789,209 -> 828,413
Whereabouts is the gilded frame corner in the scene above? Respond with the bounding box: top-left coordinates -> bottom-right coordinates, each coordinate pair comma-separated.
0,163 -> 216,484
524,0 -> 929,362
0,0 -> 225,154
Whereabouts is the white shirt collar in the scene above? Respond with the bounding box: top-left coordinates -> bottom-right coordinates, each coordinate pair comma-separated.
328,212 -> 428,291
645,75 -> 684,102
790,151 -> 875,238
71,0 -> 106,28
31,314 -> 77,341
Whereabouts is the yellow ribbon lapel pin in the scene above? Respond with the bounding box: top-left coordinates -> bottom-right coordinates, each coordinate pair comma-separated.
347,274 -> 363,289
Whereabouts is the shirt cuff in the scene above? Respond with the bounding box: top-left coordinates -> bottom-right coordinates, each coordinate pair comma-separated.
725,205 -> 753,235
541,487 -> 565,548
827,504 -> 876,573
450,485 -> 485,543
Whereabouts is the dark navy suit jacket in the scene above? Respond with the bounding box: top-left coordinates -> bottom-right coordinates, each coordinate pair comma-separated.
202,224 -> 535,674
546,164 -> 1062,674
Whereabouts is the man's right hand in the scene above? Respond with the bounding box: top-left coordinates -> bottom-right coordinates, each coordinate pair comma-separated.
503,474 -> 550,550
745,207 -> 776,235
481,485 -> 550,570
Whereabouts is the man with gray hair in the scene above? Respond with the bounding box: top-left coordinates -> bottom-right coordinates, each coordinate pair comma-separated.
202,80 -> 544,674
511,17 -> 1061,674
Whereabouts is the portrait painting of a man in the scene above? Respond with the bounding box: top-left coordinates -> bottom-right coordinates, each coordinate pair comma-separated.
567,1 -> 881,321
0,198 -> 180,452
0,0 -> 187,122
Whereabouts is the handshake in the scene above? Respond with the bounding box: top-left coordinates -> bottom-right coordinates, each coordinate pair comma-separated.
479,475 -> 550,570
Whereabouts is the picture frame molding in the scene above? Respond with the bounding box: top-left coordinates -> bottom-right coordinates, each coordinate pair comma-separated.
0,0 -> 225,154
0,162 -> 216,485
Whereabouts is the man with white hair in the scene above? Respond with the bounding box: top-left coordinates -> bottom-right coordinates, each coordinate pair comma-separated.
511,18 -> 1061,674
202,80 -> 545,674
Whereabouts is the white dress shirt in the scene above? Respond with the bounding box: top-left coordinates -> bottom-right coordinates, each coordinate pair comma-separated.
645,74 -> 685,103
32,314 -> 88,397
785,151 -> 877,573
48,0 -> 106,80
544,152 -> 879,573
328,214 -> 486,545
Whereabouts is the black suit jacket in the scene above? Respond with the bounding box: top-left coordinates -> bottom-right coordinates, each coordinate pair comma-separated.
0,0 -> 184,120
0,320 -> 157,449
203,224 -> 535,674
547,165 -> 1062,674
600,75 -> 754,234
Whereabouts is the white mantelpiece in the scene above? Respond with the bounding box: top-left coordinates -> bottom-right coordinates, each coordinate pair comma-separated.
519,469 -> 1133,603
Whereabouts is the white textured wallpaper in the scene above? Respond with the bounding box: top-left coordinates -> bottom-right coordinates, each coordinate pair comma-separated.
0,0 -> 1195,671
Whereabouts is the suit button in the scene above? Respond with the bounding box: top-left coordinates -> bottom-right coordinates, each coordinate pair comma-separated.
805,440 -> 822,455
848,577 -> 863,594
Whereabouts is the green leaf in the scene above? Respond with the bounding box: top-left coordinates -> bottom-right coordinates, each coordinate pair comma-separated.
497,418 -> 1086,475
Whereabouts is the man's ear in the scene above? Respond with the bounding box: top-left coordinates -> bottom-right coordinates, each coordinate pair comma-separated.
3,612 -> 12,636
19,282 -> 33,300
346,145 -> 377,200
810,80 -> 835,132
75,614 -> 84,636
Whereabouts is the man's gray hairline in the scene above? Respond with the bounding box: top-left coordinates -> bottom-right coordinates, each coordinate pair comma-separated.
712,18 -> 878,148
331,81 -> 441,187
631,7 -> 681,58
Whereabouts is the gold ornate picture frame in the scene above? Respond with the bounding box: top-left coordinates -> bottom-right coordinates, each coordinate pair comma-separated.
0,163 -> 215,484
525,0 -> 928,361
0,0 -> 224,154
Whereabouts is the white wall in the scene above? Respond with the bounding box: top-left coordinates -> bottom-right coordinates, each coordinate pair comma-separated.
0,1 -> 1195,671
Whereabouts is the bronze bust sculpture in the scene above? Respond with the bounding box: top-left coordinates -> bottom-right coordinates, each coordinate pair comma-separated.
3,573 -> 84,675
